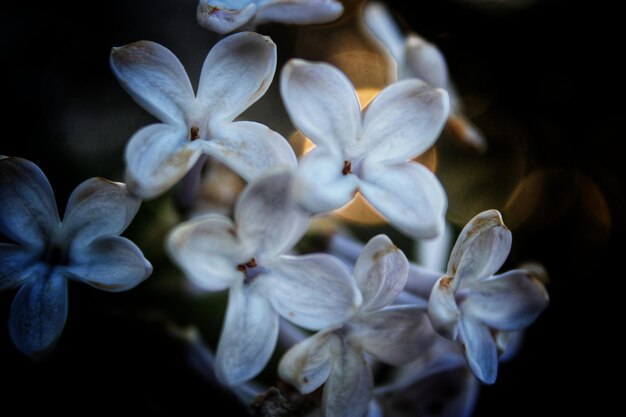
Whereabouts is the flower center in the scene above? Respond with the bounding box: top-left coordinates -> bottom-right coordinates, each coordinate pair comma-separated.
190,126 -> 200,140
237,258 -> 266,284
43,245 -> 69,267
342,160 -> 352,175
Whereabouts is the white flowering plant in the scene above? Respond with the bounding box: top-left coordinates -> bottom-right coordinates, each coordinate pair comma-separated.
0,1 -> 553,416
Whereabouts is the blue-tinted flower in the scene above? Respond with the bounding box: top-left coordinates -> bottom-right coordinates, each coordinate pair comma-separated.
364,1 -> 487,152
197,0 -> 343,34
0,157 -> 152,358
428,210 -> 549,383
167,170 -> 361,386
110,32 -> 296,199
281,59 -> 449,239
279,235 -> 435,417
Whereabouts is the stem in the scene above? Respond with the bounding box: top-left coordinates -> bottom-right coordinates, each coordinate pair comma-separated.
173,154 -> 209,216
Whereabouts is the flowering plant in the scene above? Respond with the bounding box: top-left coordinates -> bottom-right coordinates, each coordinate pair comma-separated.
1,1 -> 566,415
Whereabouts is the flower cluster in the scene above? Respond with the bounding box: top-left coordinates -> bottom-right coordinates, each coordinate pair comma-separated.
0,1 -> 549,416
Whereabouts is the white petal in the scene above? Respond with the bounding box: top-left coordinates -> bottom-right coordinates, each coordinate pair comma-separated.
293,147 -> 359,213
362,1 -> 405,61
353,234 -> 408,312
0,244 -> 39,290
403,34 -> 449,89
167,214 -> 246,291
215,280 -> 279,385
0,157 -> 59,247
197,32 -> 276,121
353,306 -> 436,366
197,1 -> 257,34
447,209 -> 512,285
323,341 -> 373,417
278,327 -> 341,394
360,80 -> 449,164
124,123 -> 203,199
67,236 -> 152,292
462,270 -> 549,331
428,275 -> 461,339
459,315 -> 498,384
62,178 -> 141,248
235,170 -> 309,259
360,161 -> 447,239
266,254 -> 361,330
201,121 -> 297,182
281,59 -> 361,152
256,0 -> 343,24
110,41 -> 194,126
9,269 -> 68,358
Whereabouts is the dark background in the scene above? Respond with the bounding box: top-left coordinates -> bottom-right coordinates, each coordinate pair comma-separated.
1,0 -> 618,415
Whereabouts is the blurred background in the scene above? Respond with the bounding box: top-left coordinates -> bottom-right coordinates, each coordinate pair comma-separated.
1,0 -> 619,415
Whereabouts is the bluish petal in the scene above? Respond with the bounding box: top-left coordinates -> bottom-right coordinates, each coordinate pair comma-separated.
256,0 -> 343,25
459,315 -> 498,384
0,157 -> 59,247
9,269 -> 68,358
67,236 -> 152,292
0,243 -> 39,290
215,280 -> 279,386
462,269 -> 549,331
62,178 -> 141,248
110,40 -> 194,126
323,340 -> 373,417
197,1 -> 257,34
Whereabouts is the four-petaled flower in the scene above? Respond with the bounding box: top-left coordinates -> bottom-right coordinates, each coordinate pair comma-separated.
279,235 -> 434,417
197,0 -> 344,34
364,1 -> 487,152
428,210 -> 549,383
281,59 -> 449,239
167,170 -> 361,385
110,32 -> 297,199
0,157 -> 152,358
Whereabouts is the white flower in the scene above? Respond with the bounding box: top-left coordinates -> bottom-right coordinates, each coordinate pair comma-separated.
281,59 -> 449,239
0,157 -> 152,358
279,235 -> 434,417
197,0 -> 344,34
110,32 -> 297,199
364,1 -> 487,153
167,170 -> 361,386
428,210 -> 549,383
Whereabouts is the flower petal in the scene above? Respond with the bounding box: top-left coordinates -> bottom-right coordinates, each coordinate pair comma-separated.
167,214 -> 245,291
360,161 -> 447,239
124,123 -> 203,199
197,32 -> 276,121
215,280 -> 279,385
353,234 -> 408,312
62,178 -> 141,248
110,41 -> 194,126
0,157 -> 59,247
360,80 -> 449,164
197,1 -> 257,34
256,0 -> 343,25
235,170 -> 309,259
459,315 -> 498,384
353,306 -> 436,366
9,269 -> 68,358
281,59 -> 361,152
293,147 -> 359,213
0,243 -> 39,290
278,327 -> 341,394
462,270 -> 549,331
403,34 -> 449,90
67,236 -> 152,292
323,341 -> 373,417
266,254 -> 361,330
428,275 -> 461,339
201,121 -> 297,182
447,209 -> 512,285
